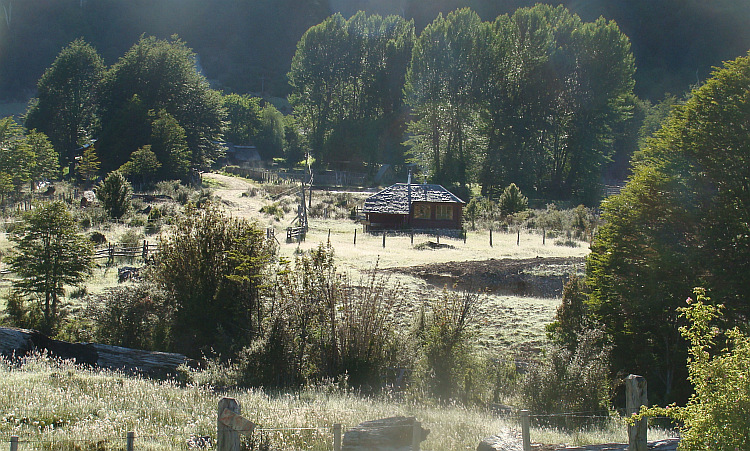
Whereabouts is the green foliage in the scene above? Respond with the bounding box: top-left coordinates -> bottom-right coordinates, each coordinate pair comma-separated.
4,201 -> 94,334
498,183 -> 528,217
521,329 -> 612,429
153,203 -> 276,357
546,276 -> 590,352
95,172 -> 132,219
77,146 -> 100,186
97,36 -> 224,172
24,39 -> 104,165
223,93 -> 262,145
289,12 -> 414,167
118,145 -> 161,188
412,290 -> 482,403
636,289 -> 750,450
255,104 -> 286,159
586,51 -> 750,404
89,283 -> 173,351
0,118 -> 59,198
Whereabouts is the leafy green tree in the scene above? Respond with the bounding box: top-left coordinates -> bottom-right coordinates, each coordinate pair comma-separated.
154,203 -> 276,357
0,116 -> 33,196
223,93 -> 262,145
255,104 -> 285,159
148,109 -> 190,180
586,51 -> 750,404
77,145 -> 100,186
289,13 -> 414,166
5,201 -> 93,333
283,115 -> 308,167
95,171 -> 132,219
25,39 -> 104,169
97,36 -> 224,172
119,145 -> 161,188
405,8 -> 487,196
26,130 -> 59,189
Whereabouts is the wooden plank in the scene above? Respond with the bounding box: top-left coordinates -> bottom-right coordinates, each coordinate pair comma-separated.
219,408 -> 255,435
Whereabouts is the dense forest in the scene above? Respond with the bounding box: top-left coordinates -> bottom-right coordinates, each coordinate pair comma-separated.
1,0 -> 750,102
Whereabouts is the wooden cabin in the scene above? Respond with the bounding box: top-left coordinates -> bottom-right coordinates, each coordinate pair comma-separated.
362,183 -> 465,230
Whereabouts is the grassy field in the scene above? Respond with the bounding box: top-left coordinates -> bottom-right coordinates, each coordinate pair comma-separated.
0,355 -> 675,450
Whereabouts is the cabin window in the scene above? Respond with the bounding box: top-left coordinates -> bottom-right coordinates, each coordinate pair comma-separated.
413,204 -> 430,219
436,204 -> 453,220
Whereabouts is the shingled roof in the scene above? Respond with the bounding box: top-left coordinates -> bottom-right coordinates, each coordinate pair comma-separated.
363,183 -> 465,215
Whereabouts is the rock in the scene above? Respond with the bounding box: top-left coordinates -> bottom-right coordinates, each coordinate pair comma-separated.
342,416 -> 429,451
477,431 -> 523,451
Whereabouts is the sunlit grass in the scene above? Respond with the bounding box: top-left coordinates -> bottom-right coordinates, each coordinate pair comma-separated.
0,356 -> 677,450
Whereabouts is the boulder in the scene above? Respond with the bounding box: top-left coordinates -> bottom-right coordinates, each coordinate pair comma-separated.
342,416 -> 429,451
477,431 -> 523,451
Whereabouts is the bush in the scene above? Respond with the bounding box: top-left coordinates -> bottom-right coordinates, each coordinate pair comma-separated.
499,183 -> 528,217
89,283 -> 173,351
95,171 -> 132,219
636,288 -> 750,450
520,329 -> 612,429
412,290 -> 484,403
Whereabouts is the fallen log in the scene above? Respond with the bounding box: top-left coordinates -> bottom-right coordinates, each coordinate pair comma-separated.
342,416 -> 429,451
0,326 -> 191,378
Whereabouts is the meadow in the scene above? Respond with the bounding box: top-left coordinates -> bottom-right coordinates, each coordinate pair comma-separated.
0,355 -> 674,450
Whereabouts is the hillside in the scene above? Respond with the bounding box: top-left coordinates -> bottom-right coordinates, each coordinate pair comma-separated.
1,0 -> 749,102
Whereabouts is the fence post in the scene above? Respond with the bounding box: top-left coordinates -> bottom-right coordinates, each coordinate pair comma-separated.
626,374 -> 648,451
517,229 -> 520,246
411,420 -> 421,451
521,410 -> 531,451
218,397 -> 241,451
542,228 -> 546,245
382,231 -> 386,248
10,436 -> 18,451
489,229 -> 493,247
127,431 -> 134,451
353,229 -> 357,246
333,423 -> 342,451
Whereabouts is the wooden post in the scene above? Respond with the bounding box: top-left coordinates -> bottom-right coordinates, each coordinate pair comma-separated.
353,229 -> 357,246
436,232 -> 439,245
410,230 -> 414,245
218,397 -> 241,451
489,229 -> 493,247
382,231 -> 386,248
626,374 -> 648,451
328,229 -> 331,243
10,436 -> 18,451
333,423 -> 342,451
542,228 -> 546,245
517,229 -> 520,246
127,431 -> 134,451
411,420 -> 421,451
521,410 -> 531,451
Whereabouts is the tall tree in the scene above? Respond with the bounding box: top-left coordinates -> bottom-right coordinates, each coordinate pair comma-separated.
586,51 -> 750,404
97,35 -> 224,172
25,39 -> 104,170
223,93 -> 262,145
289,13 -> 414,167
6,201 -> 93,333
404,8 -> 488,196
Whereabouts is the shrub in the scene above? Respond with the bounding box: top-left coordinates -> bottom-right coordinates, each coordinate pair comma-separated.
412,290 -> 484,403
520,329 -> 612,429
636,288 -> 750,450
95,171 -> 132,219
499,183 -> 528,217
89,283 -> 173,351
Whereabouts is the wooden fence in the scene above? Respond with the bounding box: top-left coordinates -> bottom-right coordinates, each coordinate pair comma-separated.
93,241 -> 158,264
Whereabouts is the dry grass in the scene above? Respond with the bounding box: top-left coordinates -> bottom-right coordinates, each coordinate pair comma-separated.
0,356 -> 677,450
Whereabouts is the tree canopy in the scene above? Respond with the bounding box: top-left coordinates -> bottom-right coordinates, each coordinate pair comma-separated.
97,35 -> 224,174
586,51 -> 750,404
24,39 -> 104,168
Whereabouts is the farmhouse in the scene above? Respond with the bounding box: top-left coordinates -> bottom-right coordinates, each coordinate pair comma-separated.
363,183 -> 465,230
